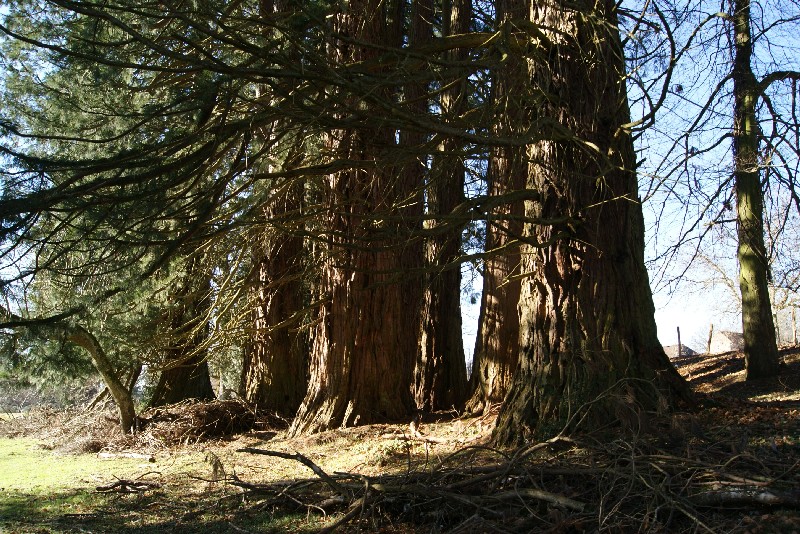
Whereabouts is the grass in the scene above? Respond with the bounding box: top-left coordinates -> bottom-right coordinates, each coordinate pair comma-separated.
0,437 -> 148,492
0,437 -> 337,533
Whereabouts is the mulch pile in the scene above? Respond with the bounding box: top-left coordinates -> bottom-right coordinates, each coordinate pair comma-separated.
136,399 -> 259,445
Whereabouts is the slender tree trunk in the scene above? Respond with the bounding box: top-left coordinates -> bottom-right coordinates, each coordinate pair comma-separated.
732,0 -> 781,380
415,0 -> 469,412
149,257 -> 215,406
68,326 -> 138,432
465,0 -> 528,415
494,0 -> 693,446
87,360 -> 142,410
290,0 -> 419,434
1,307 -> 138,433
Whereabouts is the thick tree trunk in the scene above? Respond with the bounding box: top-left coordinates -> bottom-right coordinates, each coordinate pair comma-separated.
415,0 -> 469,412
289,0 -> 419,434
149,258 -> 214,407
465,0 -> 528,415
241,192 -> 307,416
240,0 -> 308,415
493,0 -> 693,446
150,354 -> 214,406
732,0 -> 780,380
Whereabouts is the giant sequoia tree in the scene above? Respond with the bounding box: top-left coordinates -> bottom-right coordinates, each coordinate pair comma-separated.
239,0 -> 309,416
414,0 -> 470,413
466,0 -> 528,415
0,0 -> 701,439
494,0 -> 694,445
289,0 -> 422,434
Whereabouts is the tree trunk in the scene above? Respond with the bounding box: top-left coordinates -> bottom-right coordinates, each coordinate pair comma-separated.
240,0 -> 308,416
732,0 -> 781,380
415,0 -> 469,412
150,353 -> 214,406
67,326 -> 138,433
87,361 -> 142,410
289,0 -> 419,434
149,257 -> 215,407
0,306 -> 138,433
493,0 -> 693,446
465,0 -> 528,415
241,192 -> 307,416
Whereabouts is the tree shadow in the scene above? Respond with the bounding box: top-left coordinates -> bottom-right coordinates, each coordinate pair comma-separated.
0,486 -> 323,533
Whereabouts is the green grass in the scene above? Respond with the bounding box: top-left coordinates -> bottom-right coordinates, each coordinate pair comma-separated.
0,437 -> 337,533
0,437 -> 149,492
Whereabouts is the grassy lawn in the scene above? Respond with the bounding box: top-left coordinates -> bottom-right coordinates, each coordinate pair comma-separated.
0,437 -> 327,533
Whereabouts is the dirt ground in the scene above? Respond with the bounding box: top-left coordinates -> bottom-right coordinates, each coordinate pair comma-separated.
1,348 -> 799,533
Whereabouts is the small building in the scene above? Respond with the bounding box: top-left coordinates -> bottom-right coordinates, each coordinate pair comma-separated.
708,330 -> 744,354
663,344 -> 698,358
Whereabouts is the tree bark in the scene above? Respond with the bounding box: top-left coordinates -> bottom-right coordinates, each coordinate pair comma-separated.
149,354 -> 214,406
465,0 -> 528,415
241,192 -> 307,416
414,0 -> 469,412
240,0 -> 308,417
732,0 -> 781,380
493,0 -> 693,446
289,0 -> 420,434
149,257 -> 215,407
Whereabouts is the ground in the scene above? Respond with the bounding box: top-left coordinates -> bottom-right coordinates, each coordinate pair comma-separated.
0,348 -> 799,533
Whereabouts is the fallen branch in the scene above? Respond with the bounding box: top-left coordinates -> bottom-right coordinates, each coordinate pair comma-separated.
692,487 -> 800,508
237,447 -> 351,500
97,452 -> 155,462
96,479 -> 161,493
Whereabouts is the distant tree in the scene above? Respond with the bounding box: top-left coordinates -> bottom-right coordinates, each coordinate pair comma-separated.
731,0 -> 785,379
148,254 -> 215,406
635,0 -> 799,379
